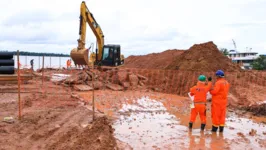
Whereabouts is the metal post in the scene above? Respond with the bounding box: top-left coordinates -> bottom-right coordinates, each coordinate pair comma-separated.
16,50 -> 22,120
42,56 -> 44,85
39,56 -> 40,69
25,55 -> 27,67
59,57 -> 61,69
91,58 -> 95,121
50,56 -> 51,68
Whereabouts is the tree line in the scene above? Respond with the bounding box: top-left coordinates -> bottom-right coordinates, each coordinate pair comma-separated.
0,50 -> 70,57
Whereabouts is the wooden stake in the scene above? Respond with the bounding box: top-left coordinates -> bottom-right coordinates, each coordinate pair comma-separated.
16,50 -> 22,120
92,64 -> 95,121
42,56 -> 44,85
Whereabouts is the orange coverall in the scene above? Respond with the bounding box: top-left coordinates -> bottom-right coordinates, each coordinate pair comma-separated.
189,81 -> 212,124
67,60 -> 70,68
210,78 -> 230,127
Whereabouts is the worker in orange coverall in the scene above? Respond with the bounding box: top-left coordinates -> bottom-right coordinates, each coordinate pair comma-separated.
189,75 -> 212,131
210,70 -> 230,133
66,59 -> 70,69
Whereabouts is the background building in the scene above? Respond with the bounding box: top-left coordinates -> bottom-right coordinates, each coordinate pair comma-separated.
228,49 -> 259,69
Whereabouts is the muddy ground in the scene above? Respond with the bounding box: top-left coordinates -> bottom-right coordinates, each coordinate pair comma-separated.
1,71 -> 266,150
0,80 -> 123,150
77,89 -> 266,149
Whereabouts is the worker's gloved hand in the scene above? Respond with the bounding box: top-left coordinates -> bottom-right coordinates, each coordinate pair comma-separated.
208,77 -> 212,81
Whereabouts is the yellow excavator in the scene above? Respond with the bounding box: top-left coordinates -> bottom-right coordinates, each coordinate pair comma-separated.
70,1 -> 124,67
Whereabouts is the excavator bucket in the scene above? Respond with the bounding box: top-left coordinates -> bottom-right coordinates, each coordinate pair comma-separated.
70,48 -> 89,66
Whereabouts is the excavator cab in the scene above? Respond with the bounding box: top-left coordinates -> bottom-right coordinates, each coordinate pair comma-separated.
99,45 -> 123,66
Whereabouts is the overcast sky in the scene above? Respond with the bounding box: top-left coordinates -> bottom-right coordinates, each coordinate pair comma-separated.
0,0 -> 265,57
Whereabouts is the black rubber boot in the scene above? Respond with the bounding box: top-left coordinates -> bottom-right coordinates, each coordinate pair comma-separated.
200,124 -> 206,131
219,126 -> 224,132
211,126 -> 218,132
189,122 -> 193,130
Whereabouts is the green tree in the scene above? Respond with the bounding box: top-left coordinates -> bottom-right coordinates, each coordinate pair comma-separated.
251,56 -> 266,70
219,48 -> 229,56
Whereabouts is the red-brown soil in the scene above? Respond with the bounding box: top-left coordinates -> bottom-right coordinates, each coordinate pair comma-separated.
1,69 -> 266,149
125,49 -> 185,69
0,79 -> 118,150
125,41 -> 240,72
166,41 -> 241,71
126,68 -> 266,115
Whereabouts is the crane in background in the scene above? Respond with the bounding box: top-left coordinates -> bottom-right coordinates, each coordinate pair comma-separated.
232,39 -> 252,52
232,39 -> 237,51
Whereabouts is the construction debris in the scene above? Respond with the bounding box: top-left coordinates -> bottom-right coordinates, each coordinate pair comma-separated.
60,69 -> 148,91
106,84 -> 124,91
74,85 -> 93,91
3,117 -> 15,124
32,72 -> 50,81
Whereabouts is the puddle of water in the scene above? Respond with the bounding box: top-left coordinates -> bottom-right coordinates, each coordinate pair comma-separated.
223,115 -> 266,149
113,96 -> 266,150
114,97 -> 188,149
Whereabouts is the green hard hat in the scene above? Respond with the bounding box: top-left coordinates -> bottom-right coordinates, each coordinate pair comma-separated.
198,75 -> 206,81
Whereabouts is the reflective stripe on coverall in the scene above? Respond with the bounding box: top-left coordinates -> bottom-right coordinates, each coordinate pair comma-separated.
210,78 -> 230,127
189,81 -> 212,124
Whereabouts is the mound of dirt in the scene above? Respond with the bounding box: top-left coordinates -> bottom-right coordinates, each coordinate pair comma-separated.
166,41 -> 240,71
125,49 -> 185,69
66,117 -> 117,150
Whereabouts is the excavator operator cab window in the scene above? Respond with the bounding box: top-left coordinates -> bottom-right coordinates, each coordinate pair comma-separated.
101,45 -> 121,66
102,47 -> 110,60
102,47 -> 114,61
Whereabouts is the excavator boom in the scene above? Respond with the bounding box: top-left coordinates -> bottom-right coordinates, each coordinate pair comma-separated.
70,1 -> 104,66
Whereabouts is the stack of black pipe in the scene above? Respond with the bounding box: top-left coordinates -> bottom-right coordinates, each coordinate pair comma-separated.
0,52 -> 15,74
